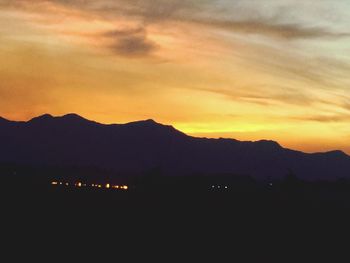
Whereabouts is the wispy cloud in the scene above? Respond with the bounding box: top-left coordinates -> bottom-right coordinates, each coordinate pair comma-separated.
201,18 -> 350,40
4,0 -> 349,40
196,85 -> 314,107
292,113 -> 350,123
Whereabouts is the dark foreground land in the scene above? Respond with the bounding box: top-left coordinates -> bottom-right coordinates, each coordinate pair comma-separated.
2,176 -> 350,222
1,174 -> 350,261
3,171 -> 350,222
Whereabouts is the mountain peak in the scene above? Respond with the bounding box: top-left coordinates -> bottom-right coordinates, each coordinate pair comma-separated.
325,150 -> 349,158
60,113 -> 89,122
126,119 -> 161,126
254,139 -> 282,149
144,119 -> 157,123
123,118 -> 186,137
28,113 -> 96,125
28,114 -> 54,123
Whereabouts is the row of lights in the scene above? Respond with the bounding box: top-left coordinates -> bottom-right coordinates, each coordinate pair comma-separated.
211,185 -> 229,189
51,181 -> 128,190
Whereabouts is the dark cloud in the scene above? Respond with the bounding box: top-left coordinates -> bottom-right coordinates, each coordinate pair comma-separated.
110,35 -> 156,56
102,27 -> 157,57
103,28 -> 145,37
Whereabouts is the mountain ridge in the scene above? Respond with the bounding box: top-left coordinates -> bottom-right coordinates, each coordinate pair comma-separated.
1,113 -> 340,154
0,113 -> 349,180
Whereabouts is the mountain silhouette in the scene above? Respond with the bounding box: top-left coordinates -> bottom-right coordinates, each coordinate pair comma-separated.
0,113 -> 349,180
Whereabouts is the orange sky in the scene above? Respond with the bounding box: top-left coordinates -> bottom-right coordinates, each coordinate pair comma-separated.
1,0 -> 350,153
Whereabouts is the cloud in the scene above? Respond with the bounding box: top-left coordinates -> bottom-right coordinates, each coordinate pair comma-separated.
200,19 -> 350,40
292,114 -> 350,123
2,0 -> 350,96
102,27 -> 157,57
4,0 -> 349,41
341,102 -> 350,112
196,85 -> 314,107
110,36 -> 155,56
89,0 -> 350,40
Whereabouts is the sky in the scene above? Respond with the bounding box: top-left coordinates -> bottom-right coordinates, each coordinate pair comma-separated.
1,0 -> 350,153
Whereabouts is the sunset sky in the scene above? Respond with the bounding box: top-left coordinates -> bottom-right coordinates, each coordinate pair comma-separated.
1,0 -> 350,153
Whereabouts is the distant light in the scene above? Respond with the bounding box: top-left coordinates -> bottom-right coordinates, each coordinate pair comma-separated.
269,183 -> 273,186
98,185 -> 102,188
122,185 -> 128,190
65,183 -> 69,186
59,182 -> 63,185
212,185 -> 215,188
225,186 -> 228,189
218,186 -> 220,188
51,182 -> 58,185
78,182 -> 82,187
106,183 -> 110,189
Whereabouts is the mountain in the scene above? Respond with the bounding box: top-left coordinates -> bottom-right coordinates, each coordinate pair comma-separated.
0,113 -> 349,180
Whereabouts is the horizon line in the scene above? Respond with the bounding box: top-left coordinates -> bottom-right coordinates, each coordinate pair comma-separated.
0,112 -> 348,157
